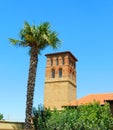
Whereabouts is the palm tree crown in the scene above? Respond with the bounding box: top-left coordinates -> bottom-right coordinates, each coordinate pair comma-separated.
9,21 -> 60,53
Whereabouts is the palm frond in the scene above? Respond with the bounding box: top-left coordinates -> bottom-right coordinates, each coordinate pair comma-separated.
8,38 -> 20,45
24,21 -> 31,32
46,31 -> 61,49
8,38 -> 28,47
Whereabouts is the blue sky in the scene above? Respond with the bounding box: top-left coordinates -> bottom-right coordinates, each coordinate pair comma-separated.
0,0 -> 113,121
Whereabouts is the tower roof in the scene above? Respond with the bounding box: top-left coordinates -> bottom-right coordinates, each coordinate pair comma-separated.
45,51 -> 78,61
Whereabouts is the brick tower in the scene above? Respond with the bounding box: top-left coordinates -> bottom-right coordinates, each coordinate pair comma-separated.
44,51 -> 78,110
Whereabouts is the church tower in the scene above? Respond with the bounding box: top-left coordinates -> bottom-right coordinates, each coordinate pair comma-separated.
44,51 -> 78,110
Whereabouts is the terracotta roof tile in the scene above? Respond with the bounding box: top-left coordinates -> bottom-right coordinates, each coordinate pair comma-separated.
69,93 -> 113,106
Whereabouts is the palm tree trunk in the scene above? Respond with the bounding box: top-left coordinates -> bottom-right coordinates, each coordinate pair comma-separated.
25,46 -> 38,130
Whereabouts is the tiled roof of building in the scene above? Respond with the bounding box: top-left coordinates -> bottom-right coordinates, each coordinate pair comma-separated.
69,93 -> 113,106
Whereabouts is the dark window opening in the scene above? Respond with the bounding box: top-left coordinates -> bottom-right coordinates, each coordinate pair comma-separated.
62,57 -> 65,65
59,68 -> 62,78
74,62 -> 76,68
51,69 -> 55,78
56,58 -> 58,66
50,59 -> 53,66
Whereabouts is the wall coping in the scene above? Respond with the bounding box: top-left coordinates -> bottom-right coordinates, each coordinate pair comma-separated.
0,120 -> 24,124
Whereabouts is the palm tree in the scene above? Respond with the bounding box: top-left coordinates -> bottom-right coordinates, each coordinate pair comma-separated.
9,21 -> 61,130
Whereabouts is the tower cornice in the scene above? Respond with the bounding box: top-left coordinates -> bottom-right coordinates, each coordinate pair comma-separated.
45,51 -> 78,62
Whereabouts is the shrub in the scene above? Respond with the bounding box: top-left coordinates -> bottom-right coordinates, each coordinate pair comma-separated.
32,105 -> 51,130
33,103 -> 113,130
0,113 -> 3,120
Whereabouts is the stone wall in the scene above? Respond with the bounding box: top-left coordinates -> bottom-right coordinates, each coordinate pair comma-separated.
0,120 -> 24,130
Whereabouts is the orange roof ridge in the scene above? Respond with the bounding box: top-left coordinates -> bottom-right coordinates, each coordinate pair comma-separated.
69,93 -> 113,106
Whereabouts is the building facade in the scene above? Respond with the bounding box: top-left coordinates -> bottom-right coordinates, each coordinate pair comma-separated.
44,51 -> 78,110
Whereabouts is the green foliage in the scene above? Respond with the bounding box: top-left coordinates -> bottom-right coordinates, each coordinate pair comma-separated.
32,105 -> 51,130
33,103 -> 113,130
47,108 -> 79,130
75,102 -> 113,130
0,113 -> 3,120
9,21 -> 61,54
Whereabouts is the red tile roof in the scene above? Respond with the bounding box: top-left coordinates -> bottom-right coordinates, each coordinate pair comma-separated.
69,93 -> 113,106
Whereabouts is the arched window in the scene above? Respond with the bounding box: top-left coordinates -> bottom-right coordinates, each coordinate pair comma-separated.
73,71 -> 75,80
56,58 -> 59,66
50,59 -> 53,66
69,69 -> 72,79
59,68 -> 62,78
51,69 -> 55,78
62,57 -> 65,65
74,62 -> 76,68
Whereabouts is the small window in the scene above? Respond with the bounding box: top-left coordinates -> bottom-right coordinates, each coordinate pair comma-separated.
73,72 -> 75,80
50,59 -> 53,66
59,68 -> 62,78
69,59 -> 71,65
56,58 -> 59,66
62,57 -> 65,65
69,69 -> 72,79
74,62 -> 76,68
51,69 -> 55,78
